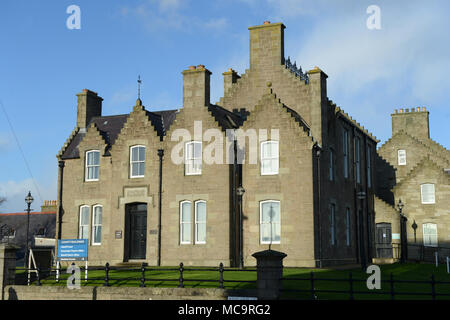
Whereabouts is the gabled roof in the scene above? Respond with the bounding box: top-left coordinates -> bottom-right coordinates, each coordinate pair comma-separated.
208,104 -> 245,130
393,156 -> 450,189
60,110 -> 178,159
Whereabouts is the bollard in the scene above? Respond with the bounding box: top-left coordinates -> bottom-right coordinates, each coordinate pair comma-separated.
219,263 -> 224,289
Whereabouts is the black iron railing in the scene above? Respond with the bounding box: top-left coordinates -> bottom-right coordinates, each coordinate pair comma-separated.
281,271 -> 450,300
12,262 -> 257,289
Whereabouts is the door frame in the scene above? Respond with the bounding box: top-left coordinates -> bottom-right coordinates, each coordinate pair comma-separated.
124,202 -> 148,261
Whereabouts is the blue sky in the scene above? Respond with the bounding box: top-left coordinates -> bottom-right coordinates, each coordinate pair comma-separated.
1,0 -> 449,212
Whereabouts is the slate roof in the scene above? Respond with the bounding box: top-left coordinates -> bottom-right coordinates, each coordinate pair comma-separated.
61,110 -> 178,159
0,212 -> 56,247
60,104 -> 247,159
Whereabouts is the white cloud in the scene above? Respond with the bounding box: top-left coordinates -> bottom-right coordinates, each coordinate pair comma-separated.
120,0 -> 228,34
0,178 -> 56,213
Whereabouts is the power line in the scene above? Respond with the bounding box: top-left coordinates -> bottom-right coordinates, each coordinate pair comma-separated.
0,99 -> 43,205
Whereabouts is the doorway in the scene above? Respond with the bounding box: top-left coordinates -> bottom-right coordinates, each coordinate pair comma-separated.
375,223 -> 393,258
125,203 -> 147,260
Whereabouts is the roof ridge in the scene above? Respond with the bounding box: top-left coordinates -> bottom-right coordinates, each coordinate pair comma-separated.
395,156 -> 447,188
57,127 -> 79,159
333,102 -> 379,143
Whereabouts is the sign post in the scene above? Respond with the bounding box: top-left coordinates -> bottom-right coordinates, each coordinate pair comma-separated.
57,239 -> 89,282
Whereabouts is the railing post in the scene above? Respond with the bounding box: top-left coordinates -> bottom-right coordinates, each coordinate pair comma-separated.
310,271 -> 316,300
219,262 -> 224,289
178,262 -> 184,288
104,262 -> 110,287
431,274 -> 436,300
390,273 -> 394,300
36,264 -> 41,286
252,250 -> 287,300
349,272 -> 354,300
140,262 -> 146,288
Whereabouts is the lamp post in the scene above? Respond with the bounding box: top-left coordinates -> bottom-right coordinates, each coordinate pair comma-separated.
24,191 -> 34,268
356,190 -> 367,271
236,186 -> 245,269
397,199 -> 405,263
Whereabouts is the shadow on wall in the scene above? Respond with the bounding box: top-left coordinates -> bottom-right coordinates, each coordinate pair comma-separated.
375,153 -> 396,206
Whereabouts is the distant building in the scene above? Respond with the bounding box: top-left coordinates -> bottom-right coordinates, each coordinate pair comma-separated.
0,200 -> 57,264
374,108 -> 450,262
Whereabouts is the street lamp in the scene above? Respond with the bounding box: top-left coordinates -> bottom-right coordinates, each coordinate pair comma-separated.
356,190 -> 367,271
25,191 -> 34,268
268,204 -> 275,251
236,186 -> 245,269
397,199 -> 406,263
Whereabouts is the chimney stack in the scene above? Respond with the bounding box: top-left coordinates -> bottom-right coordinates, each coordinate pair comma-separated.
248,22 -> 285,70
182,65 -> 211,108
76,89 -> 103,130
392,107 -> 430,140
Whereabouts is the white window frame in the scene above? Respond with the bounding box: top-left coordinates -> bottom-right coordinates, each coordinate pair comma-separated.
423,223 -> 438,247
79,205 -> 90,240
194,200 -> 207,244
92,205 -> 102,246
343,129 -> 349,179
185,141 -> 202,175
398,149 -> 407,166
130,145 -> 146,178
85,150 -> 100,181
259,200 -> 281,245
346,208 -> 351,246
421,183 -> 436,204
180,201 -> 192,244
330,204 -> 336,246
260,141 -> 279,175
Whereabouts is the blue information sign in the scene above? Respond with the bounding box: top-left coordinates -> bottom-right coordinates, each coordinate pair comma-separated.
57,239 -> 88,261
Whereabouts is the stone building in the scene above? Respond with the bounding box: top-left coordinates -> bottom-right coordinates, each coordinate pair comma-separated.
374,108 -> 450,262
56,22 -> 378,267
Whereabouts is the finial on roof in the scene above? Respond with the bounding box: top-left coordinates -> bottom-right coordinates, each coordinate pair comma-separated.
137,75 -> 142,100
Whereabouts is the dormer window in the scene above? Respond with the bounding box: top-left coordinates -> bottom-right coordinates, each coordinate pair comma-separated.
85,150 -> 100,181
130,145 -> 146,178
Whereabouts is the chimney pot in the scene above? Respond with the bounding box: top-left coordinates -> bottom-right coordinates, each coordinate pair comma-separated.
264,21 -> 270,24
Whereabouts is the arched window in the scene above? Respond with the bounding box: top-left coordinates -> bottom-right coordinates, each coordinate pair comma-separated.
260,200 -> 281,244
130,145 -> 146,178
180,201 -> 192,244
195,201 -> 207,244
79,205 -> 90,239
260,141 -> 279,175
85,150 -> 100,181
92,205 -> 102,245
185,141 -> 202,175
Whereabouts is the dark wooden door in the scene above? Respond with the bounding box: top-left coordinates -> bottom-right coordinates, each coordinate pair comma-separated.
376,223 -> 393,258
125,203 -> 147,260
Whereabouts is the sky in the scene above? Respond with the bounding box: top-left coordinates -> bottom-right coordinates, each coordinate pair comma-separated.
0,0 -> 449,213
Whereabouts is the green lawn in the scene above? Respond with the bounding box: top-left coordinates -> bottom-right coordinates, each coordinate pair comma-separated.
17,263 -> 450,300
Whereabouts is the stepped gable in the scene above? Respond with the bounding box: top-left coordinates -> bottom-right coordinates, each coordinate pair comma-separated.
60,114 -> 128,159
333,102 -> 379,143
243,83 -> 316,143
57,127 -> 79,159
378,130 -> 450,170
393,156 -> 449,190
